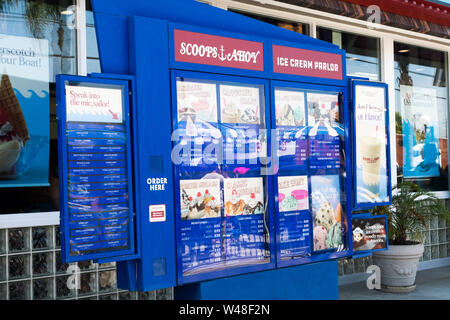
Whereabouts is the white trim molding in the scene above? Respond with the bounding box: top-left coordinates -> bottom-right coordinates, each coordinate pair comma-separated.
0,211 -> 60,229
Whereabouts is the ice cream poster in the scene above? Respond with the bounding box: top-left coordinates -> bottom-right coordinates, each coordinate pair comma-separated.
400,85 -> 440,179
311,175 -> 343,251
176,80 -> 217,123
278,176 -> 308,212
224,177 -> 264,216
352,216 -> 387,252
0,35 -> 49,187
307,92 -> 340,135
180,178 -> 221,220
354,85 -> 388,204
275,89 -> 305,127
220,84 -> 260,124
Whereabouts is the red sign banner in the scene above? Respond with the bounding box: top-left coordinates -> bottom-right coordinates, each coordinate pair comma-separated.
272,45 -> 343,80
174,29 -> 264,71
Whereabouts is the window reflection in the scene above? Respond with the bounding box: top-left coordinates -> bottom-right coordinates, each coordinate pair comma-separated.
0,0 -> 76,212
394,42 -> 448,191
317,27 -> 380,81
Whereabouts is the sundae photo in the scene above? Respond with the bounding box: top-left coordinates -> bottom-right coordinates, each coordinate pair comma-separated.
220,84 -> 260,124
180,179 -> 221,220
224,178 -> 264,216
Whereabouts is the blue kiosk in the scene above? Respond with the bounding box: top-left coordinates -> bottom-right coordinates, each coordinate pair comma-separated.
56,0 -> 391,299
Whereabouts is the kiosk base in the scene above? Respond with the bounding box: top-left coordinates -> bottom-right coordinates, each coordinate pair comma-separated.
174,260 -> 338,300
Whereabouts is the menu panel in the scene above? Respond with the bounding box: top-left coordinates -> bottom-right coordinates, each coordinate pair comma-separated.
174,77 -> 271,278
64,84 -> 132,257
354,84 -> 389,205
274,86 -> 346,262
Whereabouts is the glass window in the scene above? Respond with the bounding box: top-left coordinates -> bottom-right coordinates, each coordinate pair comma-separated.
86,0 -> 100,73
394,42 -> 448,192
317,27 -> 380,81
0,0 -> 76,213
229,9 -> 310,36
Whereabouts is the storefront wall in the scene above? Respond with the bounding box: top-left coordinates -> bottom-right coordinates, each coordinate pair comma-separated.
212,0 -> 450,275
0,0 -> 448,299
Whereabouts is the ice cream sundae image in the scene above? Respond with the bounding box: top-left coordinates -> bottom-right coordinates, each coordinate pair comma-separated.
0,74 -> 29,177
225,188 -> 263,216
180,188 -> 220,220
222,101 -> 240,123
243,192 -> 264,215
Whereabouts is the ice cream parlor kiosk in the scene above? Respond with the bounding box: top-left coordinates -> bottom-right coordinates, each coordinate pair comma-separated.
56,0 -> 391,299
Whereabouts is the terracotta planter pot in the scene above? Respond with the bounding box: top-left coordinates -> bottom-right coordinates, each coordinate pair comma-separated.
372,243 -> 424,293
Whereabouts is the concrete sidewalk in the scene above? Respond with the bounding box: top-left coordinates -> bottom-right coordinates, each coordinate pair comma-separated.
339,266 -> 450,300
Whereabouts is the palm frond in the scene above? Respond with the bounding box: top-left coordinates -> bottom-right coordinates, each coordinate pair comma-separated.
372,181 -> 450,244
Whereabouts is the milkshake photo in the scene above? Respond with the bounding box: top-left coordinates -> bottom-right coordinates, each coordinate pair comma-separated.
360,136 -> 382,195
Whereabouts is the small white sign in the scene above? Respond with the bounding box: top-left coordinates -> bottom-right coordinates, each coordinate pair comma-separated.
65,85 -> 123,123
149,204 -> 166,222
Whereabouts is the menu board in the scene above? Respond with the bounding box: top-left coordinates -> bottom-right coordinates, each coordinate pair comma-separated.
273,87 -> 345,261
223,177 -> 267,264
63,83 -> 132,259
352,216 -> 387,252
220,84 -> 264,165
174,77 -> 271,279
179,178 -> 222,274
274,89 -> 307,169
307,93 -> 340,170
277,176 -> 310,257
174,80 -> 221,167
354,84 -> 389,205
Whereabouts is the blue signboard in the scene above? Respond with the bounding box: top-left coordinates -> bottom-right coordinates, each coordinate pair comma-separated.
171,70 -> 275,284
56,74 -> 137,263
351,80 -> 392,209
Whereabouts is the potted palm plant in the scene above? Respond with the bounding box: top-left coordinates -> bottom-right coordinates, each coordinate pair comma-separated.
371,181 -> 450,293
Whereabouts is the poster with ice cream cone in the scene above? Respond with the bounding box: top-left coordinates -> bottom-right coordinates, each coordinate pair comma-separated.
0,35 -> 49,187
224,177 -> 264,216
176,80 -> 217,123
180,178 -> 221,220
354,84 -> 389,204
311,175 -> 343,251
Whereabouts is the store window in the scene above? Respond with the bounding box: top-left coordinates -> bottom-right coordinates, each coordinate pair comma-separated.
229,10 -> 310,36
0,0 -> 76,214
394,42 -> 448,192
317,27 -> 380,81
86,0 -> 100,73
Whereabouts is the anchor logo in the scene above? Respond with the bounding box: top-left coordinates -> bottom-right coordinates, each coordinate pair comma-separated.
218,45 -> 227,62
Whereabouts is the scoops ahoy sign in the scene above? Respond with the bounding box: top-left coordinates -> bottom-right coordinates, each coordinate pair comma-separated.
174,29 -> 264,71
173,29 -> 343,80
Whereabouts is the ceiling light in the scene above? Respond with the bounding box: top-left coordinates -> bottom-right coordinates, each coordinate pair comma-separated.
398,49 -> 409,53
